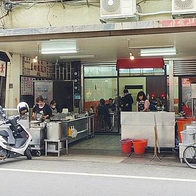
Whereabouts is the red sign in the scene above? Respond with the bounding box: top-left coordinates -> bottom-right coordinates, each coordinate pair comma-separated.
116,58 -> 165,69
159,18 -> 196,27
0,61 -> 6,77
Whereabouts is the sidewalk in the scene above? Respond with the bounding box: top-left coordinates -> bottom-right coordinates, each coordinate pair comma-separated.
41,134 -> 185,168
41,149 -> 184,168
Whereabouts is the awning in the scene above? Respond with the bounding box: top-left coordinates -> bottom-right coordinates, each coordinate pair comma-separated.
116,58 -> 165,69
0,51 -> 10,62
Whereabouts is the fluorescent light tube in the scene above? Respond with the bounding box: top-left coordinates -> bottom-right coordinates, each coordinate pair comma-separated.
140,47 -> 176,57
129,45 -> 174,49
59,55 -> 95,59
41,50 -> 77,54
40,40 -> 77,54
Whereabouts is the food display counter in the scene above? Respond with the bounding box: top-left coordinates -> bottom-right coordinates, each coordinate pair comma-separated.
44,115 -> 94,156
61,116 -> 89,143
121,112 -> 175,148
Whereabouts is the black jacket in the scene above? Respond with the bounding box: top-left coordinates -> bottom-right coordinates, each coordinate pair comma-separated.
121,93 -> 133,111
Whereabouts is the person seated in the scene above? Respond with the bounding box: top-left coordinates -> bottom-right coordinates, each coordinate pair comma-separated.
149,101 -> 157,111
97,98 -> 112,131
181,102 -> 192,117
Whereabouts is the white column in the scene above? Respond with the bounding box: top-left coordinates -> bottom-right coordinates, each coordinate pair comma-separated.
169,60 -> 174,112
5,54 -> 21,108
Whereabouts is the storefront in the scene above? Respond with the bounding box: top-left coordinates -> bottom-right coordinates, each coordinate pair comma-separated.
83,58 -> 169,134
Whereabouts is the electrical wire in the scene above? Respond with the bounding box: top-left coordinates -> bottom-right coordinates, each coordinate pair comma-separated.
0,10 -> 9,21
25,3 -> 37,9
46,5 -> 52,26
45,0 -> 58,27
45,1 -> 57,8
0,5 -> 7,28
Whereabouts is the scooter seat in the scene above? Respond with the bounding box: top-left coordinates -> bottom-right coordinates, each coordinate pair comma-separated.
0,130 -> 9,137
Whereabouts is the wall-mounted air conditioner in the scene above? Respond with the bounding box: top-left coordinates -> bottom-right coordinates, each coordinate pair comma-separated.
172,0 -> 196,16
100,0 -> 137,20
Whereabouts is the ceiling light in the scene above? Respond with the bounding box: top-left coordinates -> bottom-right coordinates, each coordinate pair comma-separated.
140,47 -> 176,57
130,55 -> 135,60
40,40 -> 77,54
41,50 -> 77,54
33,56 -> 38,63
59,55 -> 95,59
129,44 -> 174,49
32,44 -> 39,63
129,53 -> 134,60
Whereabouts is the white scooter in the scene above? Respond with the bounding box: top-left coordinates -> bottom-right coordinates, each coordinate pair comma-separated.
0,102 -> 32,160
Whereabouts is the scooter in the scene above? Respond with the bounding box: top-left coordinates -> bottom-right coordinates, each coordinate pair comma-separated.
0,104 -> 32,160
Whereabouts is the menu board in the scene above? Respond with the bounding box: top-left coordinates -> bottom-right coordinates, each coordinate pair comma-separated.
21,76 -> 35,95
22,56 -> 52,77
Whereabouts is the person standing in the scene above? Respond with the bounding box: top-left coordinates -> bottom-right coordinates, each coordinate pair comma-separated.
106,98 -> 116,129
32,96 -> 52,121
121,89 -> 134,111
136,91 -> 150,112
106,98 -> 116,113
50,100 -> 61,115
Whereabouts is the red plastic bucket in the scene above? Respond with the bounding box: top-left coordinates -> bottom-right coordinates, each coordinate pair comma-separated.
121,139 -> 132,153
143,139 -> 148,148
133,139 -> 147,154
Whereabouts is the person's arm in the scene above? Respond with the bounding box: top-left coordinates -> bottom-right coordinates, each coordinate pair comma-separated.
56,104 -> 62,113
32,105 -> 37,120
136,102 -> 139,112
43,104 -> 52,119
143,100 -> 150,112
124,96 -> 129,107
112,104 -> 116,111
130,95 -> 133,104
32,112 -> 36,120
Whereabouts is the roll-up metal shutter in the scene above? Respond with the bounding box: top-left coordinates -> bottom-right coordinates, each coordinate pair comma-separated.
174,60 -> 196,75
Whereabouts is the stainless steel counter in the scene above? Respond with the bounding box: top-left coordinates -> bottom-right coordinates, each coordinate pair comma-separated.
61,116 -> 89,143
44,115 -> 95,155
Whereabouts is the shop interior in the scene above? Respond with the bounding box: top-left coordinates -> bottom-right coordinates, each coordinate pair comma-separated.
0,28 -> 196,157
19,61 -> 176,156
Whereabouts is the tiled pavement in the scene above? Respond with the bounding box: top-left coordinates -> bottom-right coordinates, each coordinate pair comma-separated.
63,134 -> 183,167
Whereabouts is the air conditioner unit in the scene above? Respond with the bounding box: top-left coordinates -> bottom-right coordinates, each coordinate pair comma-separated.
172,0 -> 196,16
100,0 -> 137,20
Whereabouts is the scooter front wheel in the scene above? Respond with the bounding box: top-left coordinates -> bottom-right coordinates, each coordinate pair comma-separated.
25,148 -> 32,160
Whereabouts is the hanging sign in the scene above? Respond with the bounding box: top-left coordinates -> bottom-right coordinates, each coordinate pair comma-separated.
0,61 -> 6,77
116,58 -> 165,69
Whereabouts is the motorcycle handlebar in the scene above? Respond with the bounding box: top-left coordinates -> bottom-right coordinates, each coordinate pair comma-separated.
0,106 -> 21,126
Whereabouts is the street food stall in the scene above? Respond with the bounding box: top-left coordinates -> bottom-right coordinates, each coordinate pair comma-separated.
43,114 -> 94,156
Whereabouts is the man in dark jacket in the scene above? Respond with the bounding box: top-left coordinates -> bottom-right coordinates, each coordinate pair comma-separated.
121,89 -> 133,111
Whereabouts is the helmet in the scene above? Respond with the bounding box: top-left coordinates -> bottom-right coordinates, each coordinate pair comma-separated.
17,102 -> 29,115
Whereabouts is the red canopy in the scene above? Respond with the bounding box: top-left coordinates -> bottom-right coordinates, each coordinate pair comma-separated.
116,58 -> 165,69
